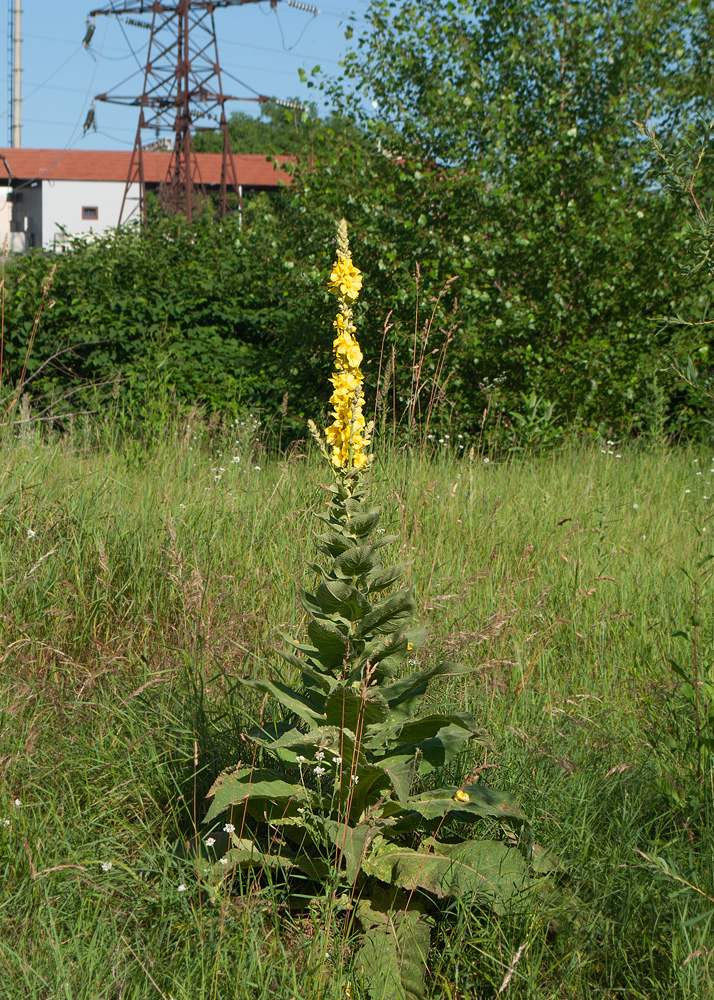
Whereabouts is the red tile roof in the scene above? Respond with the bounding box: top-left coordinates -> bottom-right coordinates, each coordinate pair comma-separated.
0,148 -> 292,187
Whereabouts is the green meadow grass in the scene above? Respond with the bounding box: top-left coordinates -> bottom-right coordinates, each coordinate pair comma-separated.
2,431 -> 714,999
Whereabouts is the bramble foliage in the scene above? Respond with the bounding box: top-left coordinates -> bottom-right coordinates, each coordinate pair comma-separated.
1,210 -> 288,416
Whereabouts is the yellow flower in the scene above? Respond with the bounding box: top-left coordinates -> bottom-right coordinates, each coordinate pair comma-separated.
453,789 -> 470,803
321,219 -> 370,471
329,256 -> 363,301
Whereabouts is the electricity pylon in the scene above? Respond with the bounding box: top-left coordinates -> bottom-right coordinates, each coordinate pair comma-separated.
86,1 -> 296,223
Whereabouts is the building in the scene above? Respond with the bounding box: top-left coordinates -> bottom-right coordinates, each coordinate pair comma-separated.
0,148 -> 291,252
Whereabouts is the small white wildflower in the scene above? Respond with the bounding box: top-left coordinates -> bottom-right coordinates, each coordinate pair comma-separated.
2,818 -> 10,827
458,434 -> 463,439
205,837 -> 216,847
703,527 -> 708,533
615,454 -> 622,459
232,456 -> 241,463
315,751 -> 325,760
223,823 -> 235,834
254,465 -> 261,471
633,503 -> 638,510
297,807 -> 305,815
179,503 -> 186,508
332,756 -> 342,765
26,529 -> 36,539
685,490 -> 691,494
13,798 -> 21,807
607,440 -> 615,446
219,467 -> 226,473
697,472 -> 702,476
351,774 -> 360,785
101,861 -> 113,872
600,449 -> 607,454
642,534 -> 647,540
439,438 -> 445,444
177,884 -> 187,892
295,755 -> 306,764
483,457 -> 490,464
376,528 -> 385,534
314,766 -> 326,776
218,857 -> 228,865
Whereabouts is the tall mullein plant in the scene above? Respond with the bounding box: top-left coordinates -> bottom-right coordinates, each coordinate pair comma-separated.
205,221 -> 540,1000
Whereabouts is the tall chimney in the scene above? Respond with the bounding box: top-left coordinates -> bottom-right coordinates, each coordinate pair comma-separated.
12,0 -> 21,148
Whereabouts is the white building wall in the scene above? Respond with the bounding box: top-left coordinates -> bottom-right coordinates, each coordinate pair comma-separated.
41,179 -> 141,249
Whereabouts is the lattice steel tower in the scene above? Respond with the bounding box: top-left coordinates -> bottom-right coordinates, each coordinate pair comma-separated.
86,1 -> 289,223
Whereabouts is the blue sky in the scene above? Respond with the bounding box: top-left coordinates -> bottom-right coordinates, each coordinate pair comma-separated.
0,0 -> 373,152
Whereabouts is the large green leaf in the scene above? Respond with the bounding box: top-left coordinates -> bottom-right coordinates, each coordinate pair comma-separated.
322,819 -> 372,883
306,619 -> 349,664
315,579 -> 371,619
299,588 -> 351,627
315,529 -> 353,556
240,677 -> 326,727
333,544 -> 381,579
374,751 -> 420,805
363,839 -> 528,910
356,589 -> 416,636
388,785 -> 531,843
370,722 -> 476,776
356,888 -> 433,1000
346,507 -> 382,536
364,561 -> 411,593
205,766 -> 310,824
325,685 -> 390,730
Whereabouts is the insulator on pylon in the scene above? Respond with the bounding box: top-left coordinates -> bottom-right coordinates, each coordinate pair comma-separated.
83,104 -> 96,134
123,18 -> 151,29
273,98 -> 308,111
287,0 -> 320,12
82,17 -> 96,48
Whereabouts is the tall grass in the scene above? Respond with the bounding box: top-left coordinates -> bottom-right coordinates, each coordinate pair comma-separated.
2,429 -> 713,998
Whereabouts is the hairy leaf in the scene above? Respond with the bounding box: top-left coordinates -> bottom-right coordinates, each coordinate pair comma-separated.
356,889 -> 433,1000
333,544 -> 381,579
205,766 -> 309,824
325,685 -> 390,730
363,839 -> 528,910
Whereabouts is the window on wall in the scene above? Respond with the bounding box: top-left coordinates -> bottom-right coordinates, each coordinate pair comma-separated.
82,206 -> 98,220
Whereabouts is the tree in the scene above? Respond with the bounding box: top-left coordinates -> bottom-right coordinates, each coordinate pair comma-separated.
278,0 -> 714,437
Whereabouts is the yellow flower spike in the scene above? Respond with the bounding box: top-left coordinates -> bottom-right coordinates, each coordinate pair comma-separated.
323,219 -> 371,472
454,789 -> 470,803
